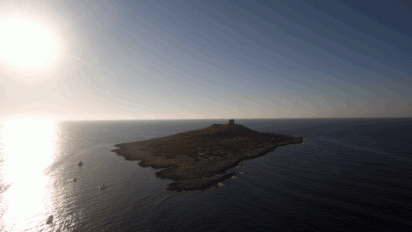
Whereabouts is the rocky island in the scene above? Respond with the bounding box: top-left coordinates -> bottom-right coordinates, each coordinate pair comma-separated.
112,120 -> 303,191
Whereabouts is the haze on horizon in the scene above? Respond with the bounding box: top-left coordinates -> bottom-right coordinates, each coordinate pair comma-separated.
0,0 -> 411,121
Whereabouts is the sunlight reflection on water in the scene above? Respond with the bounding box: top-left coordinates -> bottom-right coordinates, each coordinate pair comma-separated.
0,120 -> 59,231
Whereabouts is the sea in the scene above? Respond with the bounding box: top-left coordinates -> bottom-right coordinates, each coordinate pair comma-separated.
0,118 -> 411,232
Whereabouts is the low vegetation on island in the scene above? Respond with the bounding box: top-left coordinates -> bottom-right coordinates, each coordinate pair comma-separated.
112,120 -> 303,191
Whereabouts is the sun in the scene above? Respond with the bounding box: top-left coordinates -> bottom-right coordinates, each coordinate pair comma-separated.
0,18 -> 55,68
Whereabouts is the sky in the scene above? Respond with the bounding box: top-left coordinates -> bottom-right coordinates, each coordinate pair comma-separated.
0,0 -> 411,121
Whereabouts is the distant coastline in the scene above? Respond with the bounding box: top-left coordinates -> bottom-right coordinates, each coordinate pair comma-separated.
113,120 -> 303,191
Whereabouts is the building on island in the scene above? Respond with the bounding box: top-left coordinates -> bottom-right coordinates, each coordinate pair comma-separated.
228,119 -> 235,125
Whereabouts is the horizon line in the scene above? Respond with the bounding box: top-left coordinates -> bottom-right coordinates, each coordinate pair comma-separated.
1,116 -> 411,123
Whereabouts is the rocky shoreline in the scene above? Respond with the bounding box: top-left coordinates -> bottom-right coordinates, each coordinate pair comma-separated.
112,120 -> 303,191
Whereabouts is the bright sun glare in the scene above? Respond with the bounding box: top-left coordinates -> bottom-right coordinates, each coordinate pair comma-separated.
0,18 -> 55,68
1,120 -> 58,230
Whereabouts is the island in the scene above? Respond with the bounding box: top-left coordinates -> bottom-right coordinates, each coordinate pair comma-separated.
112,120 -> 303,191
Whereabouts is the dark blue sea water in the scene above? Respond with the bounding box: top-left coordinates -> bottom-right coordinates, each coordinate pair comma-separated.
0,118 -> 411,231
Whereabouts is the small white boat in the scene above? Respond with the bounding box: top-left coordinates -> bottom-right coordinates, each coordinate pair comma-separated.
99,184 -> 107,190
46,215 -> 53,224
78,161 -> 83,166
217,182 -> 224,187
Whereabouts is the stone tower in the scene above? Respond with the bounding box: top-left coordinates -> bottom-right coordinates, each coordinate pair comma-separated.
228,119 -> 235,125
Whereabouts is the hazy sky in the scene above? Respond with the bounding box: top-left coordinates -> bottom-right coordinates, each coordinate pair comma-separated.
0,0 -> 411,120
